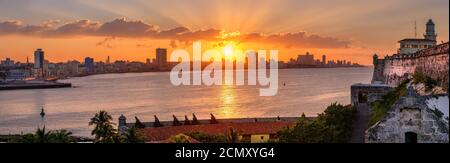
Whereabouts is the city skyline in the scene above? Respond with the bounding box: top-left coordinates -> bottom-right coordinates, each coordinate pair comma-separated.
0,0 -> 449,65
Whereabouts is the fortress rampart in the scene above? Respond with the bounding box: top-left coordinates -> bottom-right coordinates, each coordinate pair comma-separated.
372,42 -> 449,87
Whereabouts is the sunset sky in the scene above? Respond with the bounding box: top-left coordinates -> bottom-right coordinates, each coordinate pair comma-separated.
0,0 -> 448,65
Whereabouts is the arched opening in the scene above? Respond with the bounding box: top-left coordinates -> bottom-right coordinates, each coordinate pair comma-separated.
358,91 -> 368,103
405,132 -> 418,143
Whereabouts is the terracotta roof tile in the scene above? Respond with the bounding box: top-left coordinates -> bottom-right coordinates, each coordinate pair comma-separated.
139,122 -> 295,141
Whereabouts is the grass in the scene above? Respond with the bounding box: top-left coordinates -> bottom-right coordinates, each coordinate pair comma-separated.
368,79 -> 408,127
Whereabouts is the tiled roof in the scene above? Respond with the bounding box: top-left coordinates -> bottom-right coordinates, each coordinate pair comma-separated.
139,121 -> 295,141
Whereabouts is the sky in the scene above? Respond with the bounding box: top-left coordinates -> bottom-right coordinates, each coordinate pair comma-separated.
0,0 -> 448,65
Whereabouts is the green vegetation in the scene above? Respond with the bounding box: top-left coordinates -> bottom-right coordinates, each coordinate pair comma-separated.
185,132 -> 228,143
369,79 -> 408,127
412,70 -> 438,92
8,127 -> 75,143
168,134 -> 197,143
89,110 -> 119,143
277,102 -> 357,143
431,108 -> 444,119
184,127 -> 243,143
123,126 -> 146,143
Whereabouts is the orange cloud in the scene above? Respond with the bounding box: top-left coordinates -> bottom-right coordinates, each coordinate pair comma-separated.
0,18 -> 351,49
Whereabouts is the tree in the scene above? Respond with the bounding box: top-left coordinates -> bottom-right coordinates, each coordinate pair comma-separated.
277,103 -> 357,143
124,126 -> 145,143
226,127 -> 241,143
89,110 -> 118,143
34,126 -> 52,143
185,132 -> 228,143
51,129 -> 74,143
10,127 -> 75,143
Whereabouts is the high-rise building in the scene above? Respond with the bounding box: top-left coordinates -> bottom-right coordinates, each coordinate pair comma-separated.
322,55 -> 326,65
156,48 -> 167,66
297,52 -> 314,65
85,57 -> 95,73
106,56 -> 110,64
34,49 -> 44,69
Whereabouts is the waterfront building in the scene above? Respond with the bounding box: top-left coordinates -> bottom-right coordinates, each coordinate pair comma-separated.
34,49 -> 44,69
84,57 -> 95,74
322,55 -> 326,65
0,58 -> 15,67
33,49 -> 44,78
398,19 -> 437,54
156,48 -> 167,67
297,52 -> 314,65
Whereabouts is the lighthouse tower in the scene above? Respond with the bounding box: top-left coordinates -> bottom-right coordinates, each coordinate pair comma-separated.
424,19 -> 437,41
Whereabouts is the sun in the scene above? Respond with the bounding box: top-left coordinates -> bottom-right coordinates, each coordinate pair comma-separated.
223,43 -> 234,59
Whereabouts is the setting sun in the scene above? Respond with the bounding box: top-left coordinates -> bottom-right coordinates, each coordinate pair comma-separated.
222,43 -> 234,59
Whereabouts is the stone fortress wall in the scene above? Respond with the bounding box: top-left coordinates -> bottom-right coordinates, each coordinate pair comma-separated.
373,42 -> 449,86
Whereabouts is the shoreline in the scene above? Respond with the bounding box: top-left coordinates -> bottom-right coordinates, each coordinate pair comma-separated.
0,82 -> 72,90
66,66 -> 371,79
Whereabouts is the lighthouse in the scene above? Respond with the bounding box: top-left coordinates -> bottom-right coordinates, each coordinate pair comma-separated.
424,19 -> 437,41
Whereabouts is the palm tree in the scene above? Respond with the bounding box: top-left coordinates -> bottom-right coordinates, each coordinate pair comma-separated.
124,126 -> 145,143
89,110 -> 117,143
35,126 -> 52,143
51,129 -> 74,143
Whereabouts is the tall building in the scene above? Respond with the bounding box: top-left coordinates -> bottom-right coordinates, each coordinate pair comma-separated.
34,49 -> 44,69
322,55 -> 326,65
106,56 -> 110,64
85,57 -> 95,73
297,52 -> 314,65
156,48 -> 167,66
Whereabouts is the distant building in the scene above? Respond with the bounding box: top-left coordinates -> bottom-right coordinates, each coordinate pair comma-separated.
297,52 -> 314,65
156,48 -> 167,67
398,19 -> 437,54
84,57 -> 95,74
34,49 -> 44,69
1,58 -> 15,67
322,55 -> 326,65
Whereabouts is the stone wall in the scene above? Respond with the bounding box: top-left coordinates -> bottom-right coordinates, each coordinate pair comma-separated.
373,42 -> 449,87
366,93 -> 449,143
351,83 -> 393,107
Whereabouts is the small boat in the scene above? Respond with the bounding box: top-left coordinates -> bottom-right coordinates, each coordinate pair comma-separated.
40,107 -> 45,117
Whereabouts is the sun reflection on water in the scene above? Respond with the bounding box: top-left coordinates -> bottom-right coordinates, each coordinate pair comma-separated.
218,85 -> 238,118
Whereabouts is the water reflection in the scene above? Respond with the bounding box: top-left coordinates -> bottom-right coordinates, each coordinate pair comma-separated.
218,85 -> 237,118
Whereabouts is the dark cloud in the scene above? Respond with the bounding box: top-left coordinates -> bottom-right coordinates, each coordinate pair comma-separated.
46,19 -> 100,36
0,18 -> 351,48
96,36 -> 116,49
0,20 -> 22,34
96,18 -> 156,37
